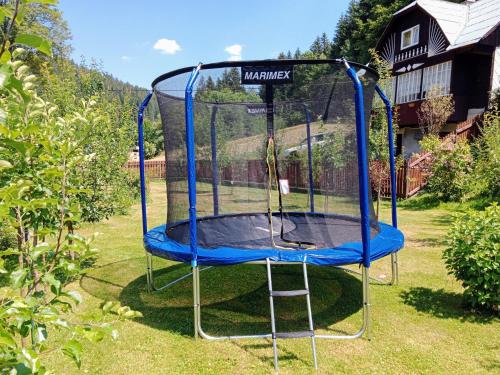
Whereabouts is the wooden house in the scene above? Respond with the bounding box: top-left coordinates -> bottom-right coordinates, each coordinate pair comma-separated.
376,0 -> 500,157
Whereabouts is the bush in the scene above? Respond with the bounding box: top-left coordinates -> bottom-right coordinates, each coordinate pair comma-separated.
443,204 -> 500,312
0,221 -> 17,251
420,135 -> 473,201
0,6 -> 142,370
468,109 -> 500,201
417,88 -> 454,135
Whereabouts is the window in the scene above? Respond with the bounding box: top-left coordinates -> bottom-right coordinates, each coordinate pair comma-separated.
396,69 -> 422,104
401,25 -> 420,49
422,61 -> 452,98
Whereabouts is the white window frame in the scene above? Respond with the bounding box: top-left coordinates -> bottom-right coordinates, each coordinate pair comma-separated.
395,69 -> 422,104
401,25 -> 420,50
421,61 -> 452,98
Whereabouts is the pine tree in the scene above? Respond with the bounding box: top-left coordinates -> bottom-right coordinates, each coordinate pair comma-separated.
329,0 -> 414,63
310,36 -> 323,56
320,32 -> 331,56
206,76 -> 215,91
217,67 -> 243,91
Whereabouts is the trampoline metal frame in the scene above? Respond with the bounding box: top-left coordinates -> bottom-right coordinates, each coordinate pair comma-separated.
145,253 -> 375,341
145,250 -> 401,343
138,59 -> 401,349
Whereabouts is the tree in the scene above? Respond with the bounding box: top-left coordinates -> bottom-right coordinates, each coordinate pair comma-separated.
309,33 -> 331,58
0,3 -> 140,372
468,108 -> 500,201
40,57 -> 141,222
0,0 -> 72,78
417,87 -> 454,135
331,0 -> 415,63
368,49 -> 401,217
419,135 -> 473,201
310,36 -> 323,56
143,118 -> 164,159
20,1 -> 72,59
216,67 -> 244,92
277,0 -> 459,64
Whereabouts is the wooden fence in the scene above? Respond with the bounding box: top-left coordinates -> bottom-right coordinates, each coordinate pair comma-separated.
126,115 -> 483,199
126,161 -> 165,179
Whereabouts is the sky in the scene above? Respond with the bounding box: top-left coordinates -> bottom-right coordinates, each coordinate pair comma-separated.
58,0 -> 351,88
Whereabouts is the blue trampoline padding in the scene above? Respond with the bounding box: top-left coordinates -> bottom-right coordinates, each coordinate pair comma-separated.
144,221 -> 404,266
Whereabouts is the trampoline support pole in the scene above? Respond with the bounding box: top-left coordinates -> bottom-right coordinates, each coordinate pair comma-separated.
304,106 -> 315,212
137,91 -> 153,292
344,60 -> 371,270
210,106 -> 219,216
185,64 -> 202,270
375,84 -> 399,285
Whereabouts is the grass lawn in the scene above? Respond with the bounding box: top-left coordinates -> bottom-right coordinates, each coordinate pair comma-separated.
48,181 -> 499,374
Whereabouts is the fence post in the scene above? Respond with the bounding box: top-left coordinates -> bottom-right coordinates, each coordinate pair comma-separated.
403,160 -> 409,198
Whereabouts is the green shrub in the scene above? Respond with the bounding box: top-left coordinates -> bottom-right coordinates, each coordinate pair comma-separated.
469,109 -> 500,201
420,135 -> 473,202
443,204 -> 500,311
0,221 -> 17,251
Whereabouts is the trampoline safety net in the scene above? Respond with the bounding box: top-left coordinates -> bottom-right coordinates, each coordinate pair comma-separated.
154,61 -> 379,251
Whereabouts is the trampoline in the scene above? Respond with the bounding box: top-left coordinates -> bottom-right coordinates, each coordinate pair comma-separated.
137,59 -> 404,369
145,213 -> 402,266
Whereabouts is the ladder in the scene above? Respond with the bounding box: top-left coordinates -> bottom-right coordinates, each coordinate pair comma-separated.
266,258 -> 318,370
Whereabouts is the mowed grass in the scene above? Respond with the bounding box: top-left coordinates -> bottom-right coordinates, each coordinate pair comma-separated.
47,181 -> 499,374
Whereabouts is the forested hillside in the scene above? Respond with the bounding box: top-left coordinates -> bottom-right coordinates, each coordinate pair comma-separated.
2,0 -> 159,120
0,0 -> 159,220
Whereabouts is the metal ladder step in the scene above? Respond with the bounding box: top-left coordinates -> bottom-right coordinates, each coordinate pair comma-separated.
271,289 -> 308,297
274,330 -> 314,339
266,258 -> 318,370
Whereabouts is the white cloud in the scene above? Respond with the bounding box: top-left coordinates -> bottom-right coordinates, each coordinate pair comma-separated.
225,44 -> 242,61
121,55 -> 131,61
153,38 -> 181,55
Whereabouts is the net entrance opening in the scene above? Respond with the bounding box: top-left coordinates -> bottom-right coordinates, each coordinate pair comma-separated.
154,61 -> 379,250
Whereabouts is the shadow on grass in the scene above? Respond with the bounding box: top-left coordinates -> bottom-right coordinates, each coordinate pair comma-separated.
233,339 -> 315,368
232,199 -> 267,204
398,194 -> 440,211
466,197 -> 498,211
409,236 -> 446,247
81,260 -> 363,338
400,287 -> 497,324
430,215 -> 454,226
479,350 -> 500,372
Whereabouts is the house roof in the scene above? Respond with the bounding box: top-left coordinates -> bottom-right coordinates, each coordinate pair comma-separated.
393,0 -> 500,50
452,0 -> 500,48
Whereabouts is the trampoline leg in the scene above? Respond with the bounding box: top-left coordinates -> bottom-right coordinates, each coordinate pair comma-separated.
315,265 -> 370,340
146,253 -> 153,292
362,266 -> 371,341
193,266 -> 200,340
390,252 -> 399,285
